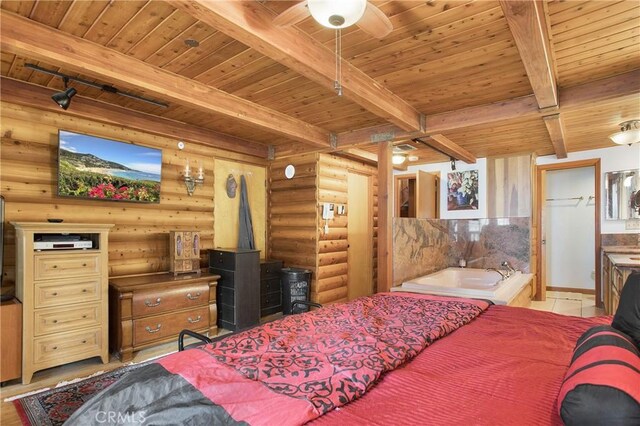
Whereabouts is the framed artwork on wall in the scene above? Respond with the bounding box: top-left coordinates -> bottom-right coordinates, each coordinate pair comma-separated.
447,170 -> 479,211
439,158 -> 486,219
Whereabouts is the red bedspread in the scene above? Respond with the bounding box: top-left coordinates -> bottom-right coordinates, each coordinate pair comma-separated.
158,293 -> 489,425
314,301 -> 609,425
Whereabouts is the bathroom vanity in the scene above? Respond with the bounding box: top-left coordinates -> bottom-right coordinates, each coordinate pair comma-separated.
601,246 -> 640,315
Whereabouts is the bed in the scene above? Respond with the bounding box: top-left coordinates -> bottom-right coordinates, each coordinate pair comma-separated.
64,290 -> 637,425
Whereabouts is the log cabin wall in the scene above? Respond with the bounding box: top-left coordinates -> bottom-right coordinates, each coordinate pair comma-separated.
0,101 -> 267,295
268,153 -> 378,306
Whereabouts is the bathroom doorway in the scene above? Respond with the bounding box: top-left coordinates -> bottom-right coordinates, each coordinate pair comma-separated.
535,159 -> 601,305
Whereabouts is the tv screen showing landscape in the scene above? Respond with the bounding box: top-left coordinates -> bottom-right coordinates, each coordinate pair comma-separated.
58,130 -> 162,203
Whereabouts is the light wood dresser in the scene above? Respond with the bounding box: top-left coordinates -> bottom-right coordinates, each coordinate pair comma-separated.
12,222 -> 113,384
109,272 -> 219,362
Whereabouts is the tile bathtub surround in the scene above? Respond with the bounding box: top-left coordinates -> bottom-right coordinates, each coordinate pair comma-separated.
393,217 -> 530,285
601,233 -> 640,247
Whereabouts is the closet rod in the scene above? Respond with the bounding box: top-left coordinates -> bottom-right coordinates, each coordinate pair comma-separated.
545,196 -> 584,202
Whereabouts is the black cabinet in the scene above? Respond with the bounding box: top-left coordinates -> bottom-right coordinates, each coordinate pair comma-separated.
209,248 -> 260,331
260,260 -> 283,317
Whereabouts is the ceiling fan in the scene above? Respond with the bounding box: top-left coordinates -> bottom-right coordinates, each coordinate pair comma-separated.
273,0 -> 393,39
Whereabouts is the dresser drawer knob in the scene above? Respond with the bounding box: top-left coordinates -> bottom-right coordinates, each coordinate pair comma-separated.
186,292 -> 201,300
82,289 -> 87,293
53,319 -> 58,323
52,292 -> 58,296
82,315 -> 87,319
52,265 -> 58,269
82,263 -> 87,267
53,346 -> 58,350
187,315 -> 202,324
144,298 -> 161,307
145,324 -> 162,333
82,340 -> 87,344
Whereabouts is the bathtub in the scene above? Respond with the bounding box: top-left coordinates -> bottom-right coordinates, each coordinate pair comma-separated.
392,267 -> 533,305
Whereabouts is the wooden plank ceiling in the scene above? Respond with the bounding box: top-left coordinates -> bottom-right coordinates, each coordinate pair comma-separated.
1,0 -> 638,163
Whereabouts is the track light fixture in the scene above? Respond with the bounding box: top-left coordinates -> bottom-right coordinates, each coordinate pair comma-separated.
51,77 -> 77,110
450,157 -> 456,171
25,63 -> 168,109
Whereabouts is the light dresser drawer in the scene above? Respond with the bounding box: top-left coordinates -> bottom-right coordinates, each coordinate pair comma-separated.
34,253 -> 101,280
33,328 -> 102,366
133,306 -> 209,346
34,303 -> 102,337
34,277 -> 101,309
132,283 -> 210,317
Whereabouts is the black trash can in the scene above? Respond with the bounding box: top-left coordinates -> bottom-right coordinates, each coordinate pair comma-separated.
281,267 -> 312,315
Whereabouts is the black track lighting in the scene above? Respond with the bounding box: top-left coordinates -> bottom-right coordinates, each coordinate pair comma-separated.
26,63 -> 168,110
450,157 -> 456,171
51,77 -> 77,110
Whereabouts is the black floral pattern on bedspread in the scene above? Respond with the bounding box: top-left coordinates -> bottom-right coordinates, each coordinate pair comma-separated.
200,294 -> 485,415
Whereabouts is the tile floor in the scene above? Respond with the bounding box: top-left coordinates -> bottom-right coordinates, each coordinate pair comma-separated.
529,290 -> 605,317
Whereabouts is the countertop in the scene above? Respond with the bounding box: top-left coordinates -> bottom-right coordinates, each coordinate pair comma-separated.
607,253 -> 640,268
601,245 -> 640,254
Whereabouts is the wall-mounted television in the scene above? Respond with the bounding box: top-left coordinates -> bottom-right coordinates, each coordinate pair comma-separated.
57,130 -> 162,203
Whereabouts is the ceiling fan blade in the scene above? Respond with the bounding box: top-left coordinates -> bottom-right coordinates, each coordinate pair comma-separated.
356,3 -> 393,39
273,1 -> 310,27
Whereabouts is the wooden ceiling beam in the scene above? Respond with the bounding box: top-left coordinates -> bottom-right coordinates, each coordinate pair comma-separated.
500,0 -> 558,109
338,95 -> 540,148
334,70 -> 640,148
168,0 -> 423,132
0,77 -> 270,158
542,114 -> 568,159
0,10 -> 331,148
426,135 -> 476,164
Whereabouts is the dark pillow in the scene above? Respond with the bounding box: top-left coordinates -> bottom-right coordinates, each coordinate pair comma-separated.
613,272 -> 640,348
558,325 -> 640,426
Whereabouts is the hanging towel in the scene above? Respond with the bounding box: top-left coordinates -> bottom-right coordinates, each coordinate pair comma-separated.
237,175 -> 255,249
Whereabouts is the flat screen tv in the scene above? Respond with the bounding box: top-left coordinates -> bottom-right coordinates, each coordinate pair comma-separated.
57,130 -> 162,203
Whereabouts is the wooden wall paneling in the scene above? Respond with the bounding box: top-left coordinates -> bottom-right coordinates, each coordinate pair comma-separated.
267,153 -> 319,301
313,154 -> 378,305
486,154 -> 532,218
0,101 -> 266,295
213,159 -> 266,258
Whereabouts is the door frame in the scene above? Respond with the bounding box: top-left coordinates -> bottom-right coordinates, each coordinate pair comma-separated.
535,159 -> 601,304
347,169 -> 375,299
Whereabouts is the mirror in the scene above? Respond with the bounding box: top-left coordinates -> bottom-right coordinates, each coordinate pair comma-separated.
604,169 -> 640,220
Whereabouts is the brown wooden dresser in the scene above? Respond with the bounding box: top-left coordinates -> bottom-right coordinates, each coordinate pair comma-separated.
109,272 -> 219,362
12,222 -> 113,384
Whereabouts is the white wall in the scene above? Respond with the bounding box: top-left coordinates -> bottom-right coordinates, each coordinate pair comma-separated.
545,167 -> 595,290
537,144 -> 640,234
397,158 -> 487,219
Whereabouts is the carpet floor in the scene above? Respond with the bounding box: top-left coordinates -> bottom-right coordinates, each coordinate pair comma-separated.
12,362 -> 150,426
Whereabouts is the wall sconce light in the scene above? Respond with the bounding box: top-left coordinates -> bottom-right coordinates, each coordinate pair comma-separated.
450,157 -> 457,171
183,159 -> 204,196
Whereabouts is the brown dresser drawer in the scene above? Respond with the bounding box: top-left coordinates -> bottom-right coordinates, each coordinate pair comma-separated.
133,306 -> 209,346
34,253 -> 101,280
132,283 -> 209,317
34,277 -> 101,308
33,328 -> 102,366
34,303 -> 102,337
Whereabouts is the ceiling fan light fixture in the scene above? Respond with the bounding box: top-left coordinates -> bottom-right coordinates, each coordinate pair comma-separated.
609,120 -> 640,145
308,0 -> 367,29
392,154 -> 407,165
